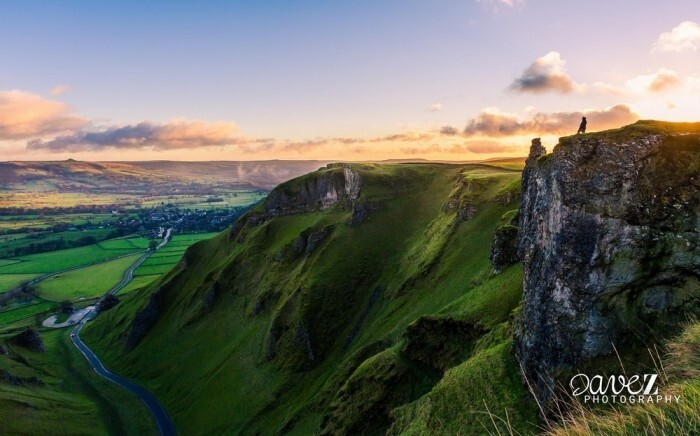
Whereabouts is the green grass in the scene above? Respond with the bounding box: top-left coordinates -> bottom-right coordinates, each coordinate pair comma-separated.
0,259 -> 21,267
83,163 -> 530,435
0,273 -> 41,293
169,232 -> 218,244
0,329 -> 158,435
132,263 -> 178,276
0,301 -> 56,325
130,233 -> 216,277
118,274 -> 161,295
0,244 -> 141,274
0,213 -> 118,231
389,342 -> 538,435
98,237 -> 151,250
36,253 -> 142,302
0,228 -> 116,258
549,321 -> 700,435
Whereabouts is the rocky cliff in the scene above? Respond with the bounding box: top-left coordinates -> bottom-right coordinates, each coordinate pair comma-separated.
514,121 -> 700,411
263,164 -> 362,215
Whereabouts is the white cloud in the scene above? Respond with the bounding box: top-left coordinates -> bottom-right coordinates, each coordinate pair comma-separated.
653,21 -> 700,53
626,69 -> 681,93
0,90 -> 87,140
27,119 -> 241,152
510,52 -> 585,94
428,102 -> 442,112
477,0 -> 524,10
462,104 -> 638,137
50,84 -> 70,96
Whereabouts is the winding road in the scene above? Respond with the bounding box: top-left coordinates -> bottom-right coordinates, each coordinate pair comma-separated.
70,228 -> 176,435
71,319 -> 176,435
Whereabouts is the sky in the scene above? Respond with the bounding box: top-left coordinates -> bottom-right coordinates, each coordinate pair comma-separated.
1,0 -> 699,161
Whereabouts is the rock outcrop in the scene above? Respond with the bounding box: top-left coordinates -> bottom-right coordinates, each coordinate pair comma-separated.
489,211 -> 520,273
264,164 -> 362,215
514,122 -> 700,412
9,329 -> 45,353
229,164 -> 366,242
97,294 -> 120,312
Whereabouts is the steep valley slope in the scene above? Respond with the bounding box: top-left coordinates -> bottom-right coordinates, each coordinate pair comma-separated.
83,161 -> 536,434
78,120 -> 700,435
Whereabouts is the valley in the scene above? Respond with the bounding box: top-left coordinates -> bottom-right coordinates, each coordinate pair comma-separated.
0,122 -> 698,435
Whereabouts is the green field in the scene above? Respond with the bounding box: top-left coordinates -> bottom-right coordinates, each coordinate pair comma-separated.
132,233 -> 217,278
98,238 -> 150,250
140,191 -> 266,209
0,228 -> 117,258
0,213 -> 119,231
36,253 -> 143,302
0,239 -> 146,275
0,273 -> 42,294
0,301 -> 56,325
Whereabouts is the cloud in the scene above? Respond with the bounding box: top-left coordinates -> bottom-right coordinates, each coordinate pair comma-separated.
653,21 -> 700,53
400,144 -> 443,155
477,0 -> 524,11
428,102 -> 442,112
463,104 -> 639,137
0,90 -> 87,140
510,51 -> 583,94
591,82 -> 627,96
50,84 -> 70,96
447,140 -> 518,154
440,126 -> 459,136
626,69 -> 681,93
27,119 -> 240,152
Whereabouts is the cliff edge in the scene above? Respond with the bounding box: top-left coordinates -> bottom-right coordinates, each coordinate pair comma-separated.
515,121 -> 700,411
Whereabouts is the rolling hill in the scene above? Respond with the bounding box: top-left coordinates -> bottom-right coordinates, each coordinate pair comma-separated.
82,160 -> 536,434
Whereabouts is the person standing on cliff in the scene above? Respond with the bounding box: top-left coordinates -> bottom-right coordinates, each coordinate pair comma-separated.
577,117 -> 587,134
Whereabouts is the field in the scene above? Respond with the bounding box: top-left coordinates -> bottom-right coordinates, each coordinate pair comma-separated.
0,191 -> 136,208
0,190 -> 266,211
0,273 -> 41,294
0,213 -> 119,231
0,237 -> 148,278
0,228 -> 117,258
140,190 -> 266,209
0,231 -> 219,333
0,301 -> 56,326
36,253 -> 143,302
121,233 -> 219,293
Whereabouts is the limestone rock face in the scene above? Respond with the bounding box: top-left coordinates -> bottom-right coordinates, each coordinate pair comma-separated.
489,224 -> 519,273
264,165 -> 362,215
514,122 -> 700,411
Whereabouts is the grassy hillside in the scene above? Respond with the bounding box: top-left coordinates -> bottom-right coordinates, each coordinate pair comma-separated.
83,163 -> 539,434
0,329 -> 157,435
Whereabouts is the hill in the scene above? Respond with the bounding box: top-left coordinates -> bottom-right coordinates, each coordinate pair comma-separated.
27,120 -> 696,434
0,159 -> 333,193
82,161 -> 535,434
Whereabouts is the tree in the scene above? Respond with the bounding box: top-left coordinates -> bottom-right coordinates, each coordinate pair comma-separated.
149,239 -> 159,250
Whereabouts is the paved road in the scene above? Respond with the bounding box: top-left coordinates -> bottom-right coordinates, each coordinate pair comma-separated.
42,306 -> 94,328
71,321 -> 176,436
70,228 -> 176,435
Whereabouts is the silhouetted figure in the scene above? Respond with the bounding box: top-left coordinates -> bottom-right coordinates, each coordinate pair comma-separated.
577,117 -> 587,134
